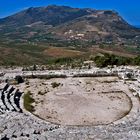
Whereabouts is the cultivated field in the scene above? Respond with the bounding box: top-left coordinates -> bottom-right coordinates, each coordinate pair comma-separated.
44,47 -> 85,58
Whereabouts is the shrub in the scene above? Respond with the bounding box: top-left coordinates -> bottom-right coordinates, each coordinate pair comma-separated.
94,53 -> 133,67
133,56 -> 140,65
15,76 -> 24,84
51,82 -> 61,88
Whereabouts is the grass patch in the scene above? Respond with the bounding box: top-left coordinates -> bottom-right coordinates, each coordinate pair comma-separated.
23,91 -> 35,112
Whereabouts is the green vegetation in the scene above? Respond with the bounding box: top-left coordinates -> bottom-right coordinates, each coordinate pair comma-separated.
51,82 -> 61,88
0,41 -> 87,66
48,57 -> 73,65
93,53 -> 140,67
0,38 -> 140,67
23,91 -> 35,112
15,76 -> 24,84
0,5 -> 140,67
133,56 -> 140,65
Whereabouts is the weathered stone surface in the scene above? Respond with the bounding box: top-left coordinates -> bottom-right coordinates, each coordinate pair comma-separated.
0,66 -> 140,139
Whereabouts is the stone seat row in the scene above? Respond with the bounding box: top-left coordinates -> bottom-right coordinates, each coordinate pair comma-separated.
0,84 -> 23,114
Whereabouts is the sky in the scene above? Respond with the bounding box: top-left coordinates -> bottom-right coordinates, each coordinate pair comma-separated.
0,0 -> 140,26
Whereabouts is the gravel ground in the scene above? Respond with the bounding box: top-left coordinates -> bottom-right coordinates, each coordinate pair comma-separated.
22,77 -> 132,126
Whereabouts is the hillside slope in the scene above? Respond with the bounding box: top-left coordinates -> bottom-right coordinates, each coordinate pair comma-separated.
0,5 -> 140,44
0,5 -> 140,65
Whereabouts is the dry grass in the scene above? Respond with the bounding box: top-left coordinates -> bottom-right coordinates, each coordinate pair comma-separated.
23,91 -> 35,112
44,47 -> 85,58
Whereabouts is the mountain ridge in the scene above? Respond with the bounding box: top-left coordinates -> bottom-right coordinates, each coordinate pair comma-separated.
0,5 -> 139,45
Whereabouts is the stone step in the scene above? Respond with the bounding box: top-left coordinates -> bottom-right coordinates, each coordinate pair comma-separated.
0,84 -> 9,111
7,86 -> 17,112
4,86 -> 15,111
10,89 -> 21,112
14,90 -> 23,113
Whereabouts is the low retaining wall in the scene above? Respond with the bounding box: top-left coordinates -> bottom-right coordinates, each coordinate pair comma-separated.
73,73 -> 118,77
23,74 -> 67,79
